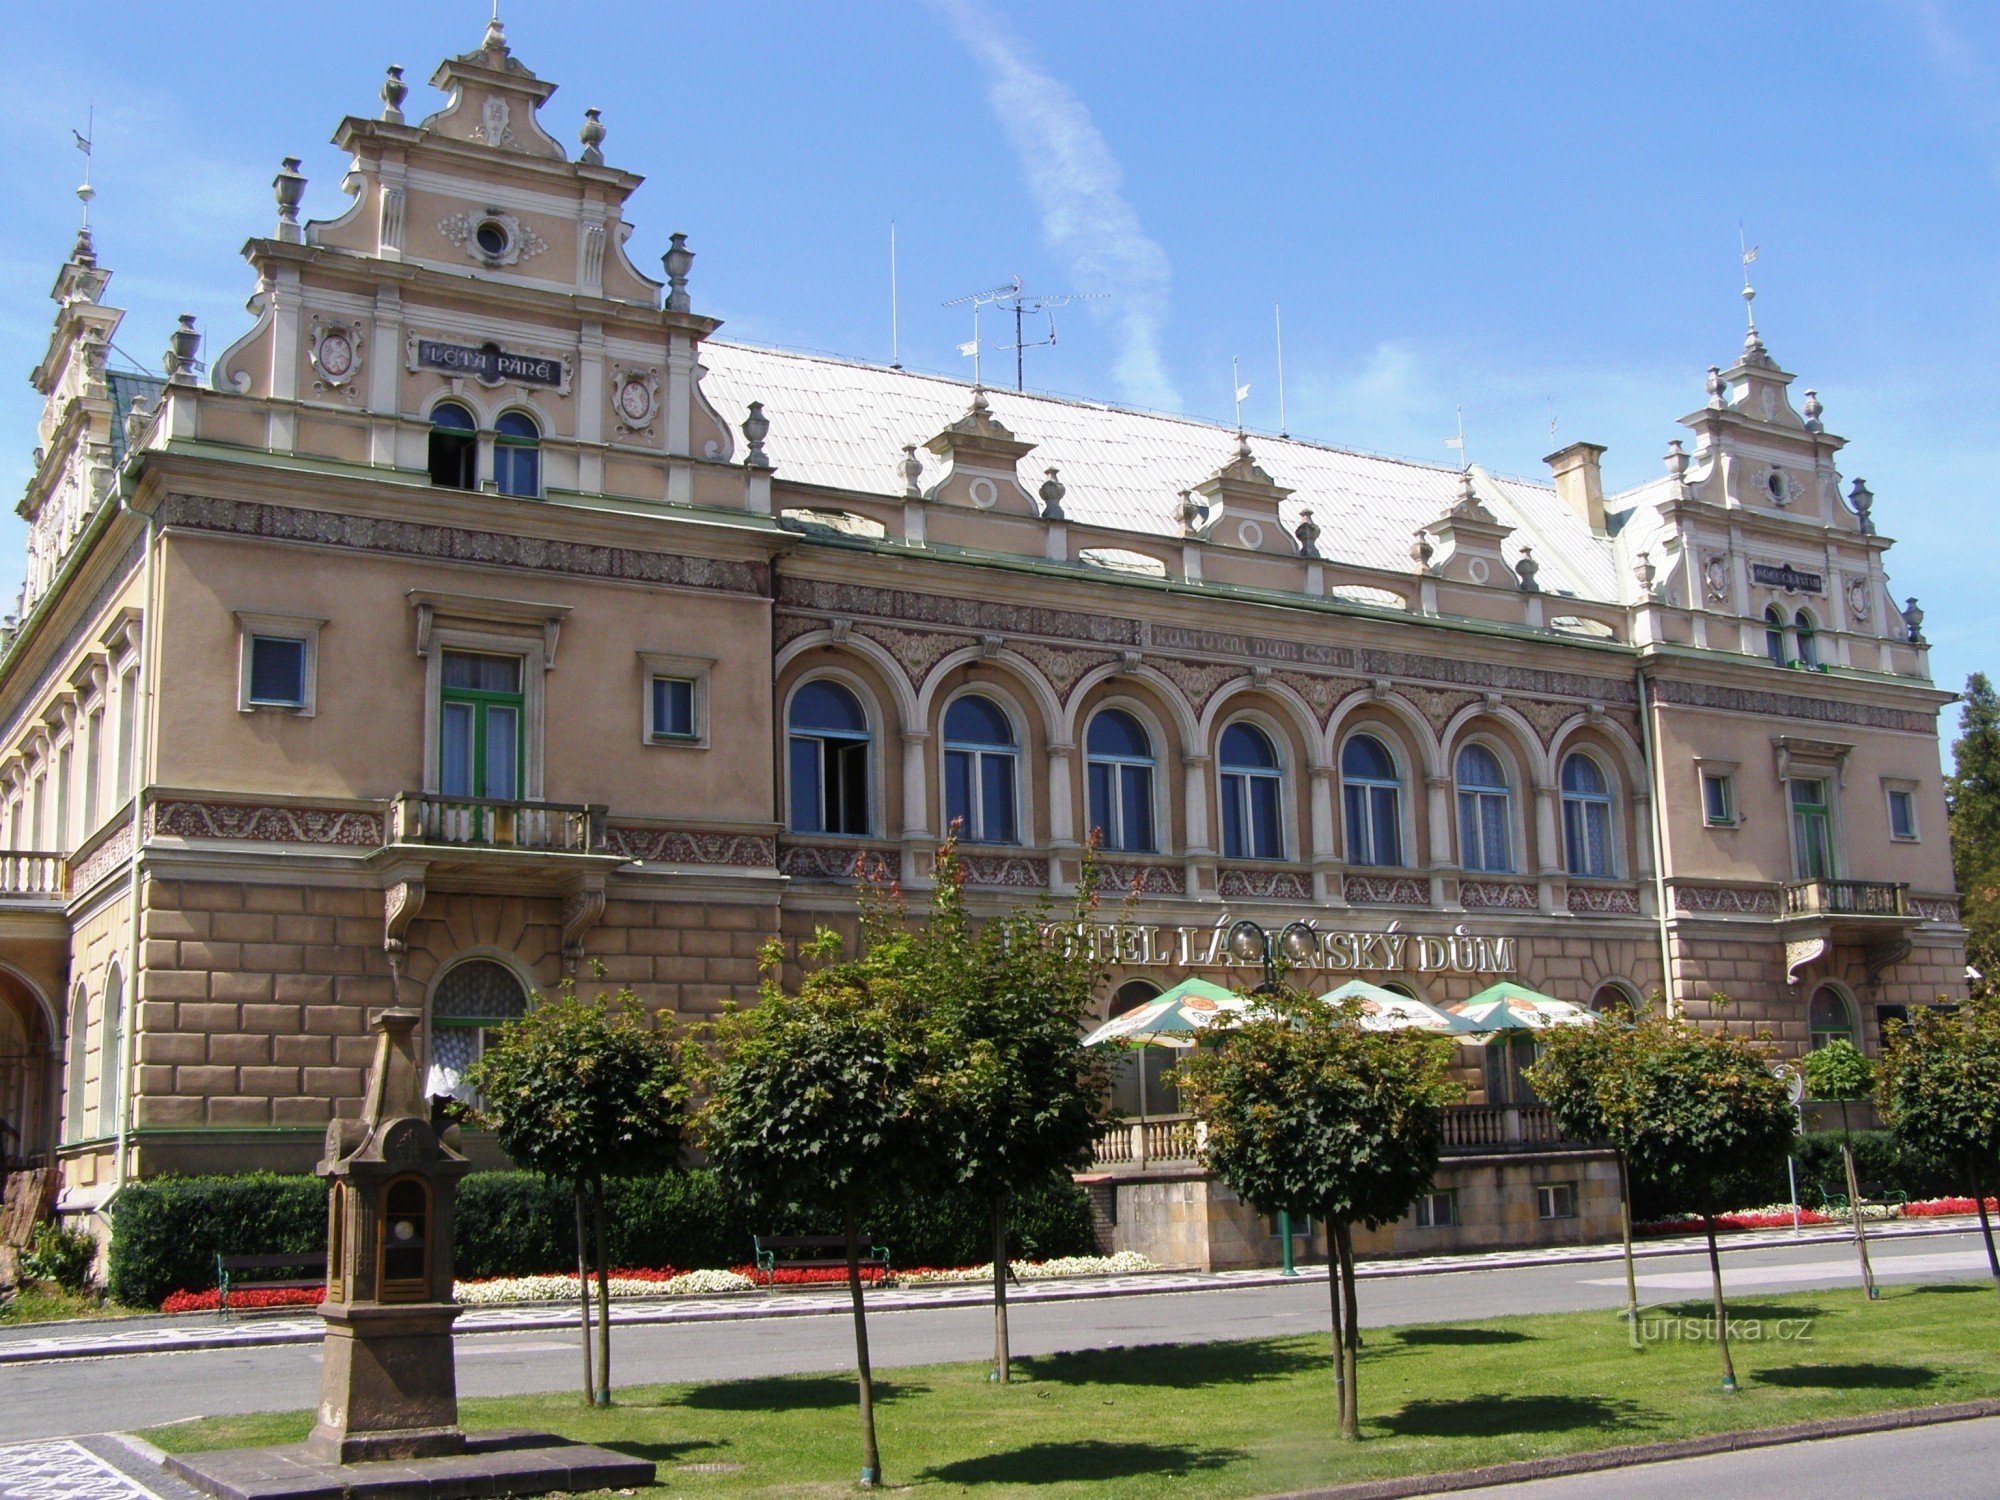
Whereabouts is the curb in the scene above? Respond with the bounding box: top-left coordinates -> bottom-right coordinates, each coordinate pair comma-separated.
1258,1398 -> 2000,1499
0,1217 -> 1980,1366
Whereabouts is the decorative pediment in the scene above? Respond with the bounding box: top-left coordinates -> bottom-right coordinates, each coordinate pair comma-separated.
1419,470 -> 1514,586
1190,434 -> 1298,555
920,390 -> 1039,515
419,20 -> 565,162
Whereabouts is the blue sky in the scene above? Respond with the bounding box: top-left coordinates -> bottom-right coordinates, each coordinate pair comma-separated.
0,2 -> 1992,749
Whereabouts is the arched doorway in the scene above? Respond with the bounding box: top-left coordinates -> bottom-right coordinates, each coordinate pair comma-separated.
1105,979 -> 1179,1119
0,970 -> 55,1166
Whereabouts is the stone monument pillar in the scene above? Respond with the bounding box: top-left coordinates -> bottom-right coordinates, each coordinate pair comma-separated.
306,1007 -> 471,1464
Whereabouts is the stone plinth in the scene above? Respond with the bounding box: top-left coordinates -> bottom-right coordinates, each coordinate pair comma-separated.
165,1429 -> 654,1500
308,1303 -> 464,1463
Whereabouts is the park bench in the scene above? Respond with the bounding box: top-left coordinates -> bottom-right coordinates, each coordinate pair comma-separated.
751,1234 -> 889,1286
215,1250 -> 325,1317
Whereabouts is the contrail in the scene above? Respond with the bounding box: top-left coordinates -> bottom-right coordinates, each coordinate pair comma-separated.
930,0 -> 1183,412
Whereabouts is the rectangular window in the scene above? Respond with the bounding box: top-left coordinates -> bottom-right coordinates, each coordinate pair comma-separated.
82,708 -> 102,834
1887,787 -> 1919,841
248,636 -> 307,707
1701,771 -> 1735,827
1536,1182 -> 1577,1221
1413,1190 -> 1457,1228
438,650 -> 525,801
1789,777 -> 1834,881
650,676 -> 696,740
114,669 -> 135,806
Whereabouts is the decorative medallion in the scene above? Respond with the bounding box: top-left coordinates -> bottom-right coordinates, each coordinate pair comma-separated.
1235,519 -> 1265,550
308,318 -> 363,398
1761,466 -> 1796,507
1845,576 -> 1872,623
1467,557 -> 1491,585
967,477 -> 999,510
1703,554 -> 1730,605
473,96 -> 517,150
610,364 -> 660,432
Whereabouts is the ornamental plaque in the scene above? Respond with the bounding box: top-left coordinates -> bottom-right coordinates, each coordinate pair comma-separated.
407,334 -> 569,392
1750,562 -> 1823,595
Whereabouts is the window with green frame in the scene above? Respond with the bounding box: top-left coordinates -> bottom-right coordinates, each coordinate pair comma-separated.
1789,777 -> 1834,881
439,651 -> 524,800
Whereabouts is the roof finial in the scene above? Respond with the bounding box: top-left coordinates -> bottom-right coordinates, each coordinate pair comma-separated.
71,105 -> 96,256
1738,227 -> 1768,360
483,4 -> 506,53
380,65 -> 408,124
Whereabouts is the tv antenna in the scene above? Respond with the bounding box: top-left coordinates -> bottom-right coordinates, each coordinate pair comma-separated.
945,275 -> 1104,392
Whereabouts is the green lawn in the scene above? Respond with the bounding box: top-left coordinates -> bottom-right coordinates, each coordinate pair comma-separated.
146,1282 -> 2000,1498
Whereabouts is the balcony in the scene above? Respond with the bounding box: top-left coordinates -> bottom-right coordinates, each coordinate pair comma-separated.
382,793 -> 625,900
1441,1104 -> 1573,1154
1783,879 -> 1908,920
0,853 -> 66,902
1090,1104 -> 1590,1174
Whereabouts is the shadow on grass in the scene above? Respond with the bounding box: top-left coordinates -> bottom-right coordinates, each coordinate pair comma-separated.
1756,1363 -> 1940,1391
922,1440 -> 1244,1486
1393,1327 -> 1531,1347
599,1438 -> 726,1466
1378,1393 -> 1650,1440
679,1375 -> 918,1411
1651,1300 -> 1826,1322
1013,1339 -> 1321,1389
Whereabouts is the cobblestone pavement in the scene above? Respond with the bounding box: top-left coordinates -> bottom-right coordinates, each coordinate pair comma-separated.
0,1436 -> 199,1500
0,1216 -> 1971,1368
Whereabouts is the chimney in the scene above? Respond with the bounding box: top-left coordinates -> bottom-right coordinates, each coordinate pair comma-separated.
1545,441 -> 1607,535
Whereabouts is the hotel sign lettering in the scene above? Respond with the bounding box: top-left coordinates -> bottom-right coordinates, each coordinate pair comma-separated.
1038,919 -> 1516,977
412,337 -> 566,388
1750,563 -> 1823,595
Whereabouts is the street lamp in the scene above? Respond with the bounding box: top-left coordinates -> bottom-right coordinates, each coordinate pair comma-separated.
1226,917 -> 1318,1277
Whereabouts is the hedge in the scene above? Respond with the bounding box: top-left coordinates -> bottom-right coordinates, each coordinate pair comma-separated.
1629,1128 -> 1961,1222
108,1168 -> 1097,1308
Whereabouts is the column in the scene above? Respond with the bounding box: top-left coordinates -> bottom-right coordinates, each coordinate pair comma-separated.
1309,766 -> 1344,905
1426,773 -> 1452,907
1533,781 -> 1562,913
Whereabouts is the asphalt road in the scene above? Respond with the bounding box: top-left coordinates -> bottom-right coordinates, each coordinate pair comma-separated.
0,1229 -> 1986,1445
1462,1414 -> 2000,1498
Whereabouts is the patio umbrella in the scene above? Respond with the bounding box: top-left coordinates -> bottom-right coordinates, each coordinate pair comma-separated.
1081,976 -> 1256,1048
1446,980 -> 1596,1034
1316,979 -> 1484,1037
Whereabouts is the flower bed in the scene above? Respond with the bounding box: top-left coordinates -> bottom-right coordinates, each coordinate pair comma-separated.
1636,1206 -> 1836,1237
454,1268 -> 755,1304
899,1252 -> 1156,1285
736,1264 -> 888,1287
1904,1196 -> 2000,1217
160,1285 -> 325,1314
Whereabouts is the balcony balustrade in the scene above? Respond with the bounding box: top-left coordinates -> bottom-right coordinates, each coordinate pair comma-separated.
1091,1104 -> 1587,1171
389,793 -> 607,855
1782,879 -> 1908,919
0,852 -> 66,901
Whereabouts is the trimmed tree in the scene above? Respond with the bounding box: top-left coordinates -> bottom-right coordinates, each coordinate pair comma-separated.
699,929 -> 928,1488
1801,1039 -> 1878,1299
465,978 -> 690,1405
1878,997 -> 2000,1303
1178,992 -> 1462,1440
1526,1018 -> 1644,1340
915,838 -> 1109,1384
1618,1014 -> 1796,1392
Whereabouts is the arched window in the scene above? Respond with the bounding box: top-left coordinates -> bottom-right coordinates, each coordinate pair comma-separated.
1085,709 -> 1156,853
1340,733 -> 1403,867
1560,752 -> 1615,879
1764,606 -> 1788,665
427,402 -> 477,490
1590,982 -> 1638,1020
1794,610 -> 1818,668
493,410 -> 541,498
64,985 -> 88,1143
788,680 -> 871,835
1105,980 -> 1177,1117
1808,985 -> 1857,1051
427,958 -> 530,1104
942,695 -> 1017,844
1455,743 -> 1513,873
1217,722 -> 1283,861
97,966 -> 123,1134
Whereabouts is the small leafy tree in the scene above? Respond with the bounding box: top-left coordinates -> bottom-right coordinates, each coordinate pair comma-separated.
699,929 -> 928,1488
1178,993 -> 1462,1439
1801,1039 -> 1878,1298
466,978 -> 690,1405
1948,673 -> 2000,999
1527,1019 -> 1643,1340
1619,1013 -> 1796,1392
1879,998 -> 2000,1303
908,837 -> 1109,1383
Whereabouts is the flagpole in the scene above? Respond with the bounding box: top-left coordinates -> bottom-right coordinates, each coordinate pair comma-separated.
889,221 -> 901,370
1275,304 -> 1288,438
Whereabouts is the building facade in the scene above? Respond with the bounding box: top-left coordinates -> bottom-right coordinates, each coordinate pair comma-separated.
0,25 -> 1965,1255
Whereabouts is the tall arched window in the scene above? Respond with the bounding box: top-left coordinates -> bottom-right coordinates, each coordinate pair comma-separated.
1340,733 -> 1403,867
788,680 -> 871,835
428,958 -> 530,1104
493,411 -> 541,498
1808,985 -> 1857,1051
1217,722 -> 1283,860
1794,610 -> 1818,668
1560,752 -> 1615,879
1455,743 -> 1513,873
942,694 -> 1017,844
97,966 -> 123,1134
428,402 -> 477,490
1764,606 -> 1788,664
1085,709 -> 1156,853
64,985 -> 88,1143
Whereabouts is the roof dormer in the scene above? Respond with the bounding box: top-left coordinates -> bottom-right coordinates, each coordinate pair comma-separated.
921,390 -> 1039,515
1190,433 -> 1299,555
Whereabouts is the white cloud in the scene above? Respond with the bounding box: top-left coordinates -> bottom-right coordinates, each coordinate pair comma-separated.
928,0 -> 1182,412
